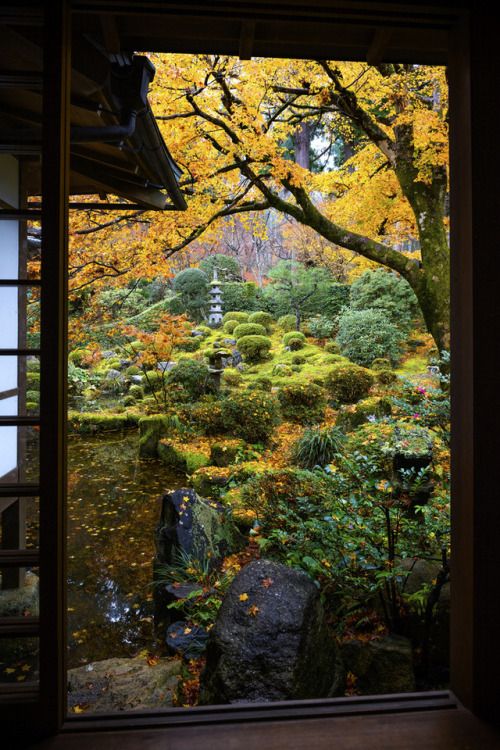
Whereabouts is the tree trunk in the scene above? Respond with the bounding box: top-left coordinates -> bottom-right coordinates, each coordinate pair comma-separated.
293,123 -> 311,170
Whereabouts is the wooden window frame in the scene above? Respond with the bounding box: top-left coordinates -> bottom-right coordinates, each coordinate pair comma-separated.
3,1 -> 500,743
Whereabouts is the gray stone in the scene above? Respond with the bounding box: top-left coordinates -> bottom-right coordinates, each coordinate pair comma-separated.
67,656 -> 182,713
130,374 -> 144,384
222,338 -> 237,346
166,620 -> 209,659
155,488 -> 242,568
105,368 -> 121,381
192,330 -> 205,337
199,559 -> 342,704
102,350 -> 117,359
157,361 -> 177,372
341,635 -> 415,695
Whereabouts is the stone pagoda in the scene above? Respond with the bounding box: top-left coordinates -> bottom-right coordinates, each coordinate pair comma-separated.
208,268 -> 223,327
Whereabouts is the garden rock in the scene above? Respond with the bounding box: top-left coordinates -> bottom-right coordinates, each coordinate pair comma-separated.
223,338 -> 237,346
158,361 -> 177,372
67,656 -> 182,713
199,558 -> 342,704
340,635 -> 415,694
166,620 -> 209,659
102,350 -> 117,359
105,368 -> 121,381
130,374 -> 143,384
155,488 -> 242,567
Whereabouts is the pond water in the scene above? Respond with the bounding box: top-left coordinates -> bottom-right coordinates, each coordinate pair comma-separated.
67,431 -> 185,669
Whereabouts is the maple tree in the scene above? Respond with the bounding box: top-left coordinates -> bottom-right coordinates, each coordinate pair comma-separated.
69,55 -> 449,350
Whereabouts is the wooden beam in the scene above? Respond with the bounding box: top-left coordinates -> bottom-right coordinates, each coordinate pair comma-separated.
100,14 -> 121,54
366,28 -> 392,65
239,20 -> 255,60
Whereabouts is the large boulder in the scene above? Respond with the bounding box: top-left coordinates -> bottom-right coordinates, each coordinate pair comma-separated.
341,635 -> 416,695
155,488 -> 243,567
199,559 -> 343,704
67,656 -> 182,713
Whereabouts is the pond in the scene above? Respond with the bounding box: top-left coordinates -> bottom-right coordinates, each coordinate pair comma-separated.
66,431 -> 185,669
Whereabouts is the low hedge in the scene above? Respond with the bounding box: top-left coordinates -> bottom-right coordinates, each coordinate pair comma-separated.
324,363 -> 374,404
277,383 -> 327,424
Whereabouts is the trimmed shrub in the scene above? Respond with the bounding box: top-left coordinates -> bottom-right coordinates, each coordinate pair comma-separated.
222,311 -> 249,325
188,398 -> 226,435
291,354 -> 306,365
254,376 -> 273,392
324,363 -> 374,404
278,382 -> 327,424
283,331 -> 306,348
125,365 -> 141,376
222,367 -> 243,387
237,335 -> 272,363
223,319 -> 238,334
371,357 -> 392,371
123,395 -> 136,407
221,391 -> 280,443
336,396 -> 392,432
142,370 -> 165,393
176,338 -> 201,352
167,359 -> 215,401
336,308 -> 405,366
26,390 -> 40,404
324,341 -> 340,354
248,311 -> 273,332
272,363 -> 293,378
291,426 -> 346,469
68,348 -> 91,367
377,368 -> 398,385
307,315 -> 336,339
129,384 -> 144,399
278,314 -> 296,332
233,322 -> 267,339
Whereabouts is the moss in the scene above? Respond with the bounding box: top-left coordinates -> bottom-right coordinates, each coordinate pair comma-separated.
26,401 -> 38,413
222,487 -> 257,529
278,314 -> 296,332
68,411 -> 139,435
324,341 -> 340,354
190,465 -> 232,498
157,439 -> 209,473
210,439 -> 245,467
125,365 -> 142,376
371,357 -> 392,371
237,335 -> 272,363
223,319 -> 238,334
272,363 -> 293,377
138,415 -> 169,457
123,395 -> 136,407
377,369 -> 398,385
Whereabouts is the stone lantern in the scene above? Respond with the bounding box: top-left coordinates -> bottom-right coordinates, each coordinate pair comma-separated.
208,269 -> 223,327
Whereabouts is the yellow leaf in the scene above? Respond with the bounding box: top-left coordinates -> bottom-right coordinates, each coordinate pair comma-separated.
239,593 -> 249,602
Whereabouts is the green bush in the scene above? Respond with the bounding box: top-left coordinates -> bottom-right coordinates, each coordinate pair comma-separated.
283,331 -> 306,348
237,335 -> 272,363
223,319 -> 238,334
254,376 -> 273,392
336,308 -> 405,366
307,315 -> 336,339
377,369 -> 398,385
371,357 -> 392,371
221,391 -> 280,443
188,398 -> 226,435
26,389 -> 40,404
221,367 -> 242,387
349,268 -> 420,332
176,338 -> 201,352
336,396 -> 392,432
233,322 -> 267,339
27,372 -> 40,388
278,314 -> 296,332
123,395 -> 136,407
277,383 -> 327,424
125,365 -> 141,376
272,363 -> 293,378
291,426 -> 346,469
324,341 -> 340,354
324,363 -> 374,404
222,311 -> 249,325
292,354 -> 306,365
248,311 -> 274,332
167,359 -> 215,401
142,370 -> 165,393
68,348 -> 91,367
193,325 -> 211,338
129,384 -> 144,399
240,468 -> 330,510
27,358 -> 40,373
